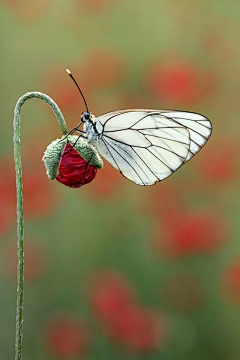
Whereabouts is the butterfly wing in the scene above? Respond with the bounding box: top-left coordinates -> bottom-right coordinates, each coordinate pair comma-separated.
94,110 -> 212,186
160,110 -> 212,162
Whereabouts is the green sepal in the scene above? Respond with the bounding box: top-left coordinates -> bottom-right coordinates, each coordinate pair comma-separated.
42,135 -> 103,180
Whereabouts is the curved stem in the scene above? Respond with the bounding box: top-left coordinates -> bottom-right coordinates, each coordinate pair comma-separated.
13,92 -> 68,360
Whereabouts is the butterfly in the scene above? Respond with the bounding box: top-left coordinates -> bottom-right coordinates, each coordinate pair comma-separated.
66,69 -> 212,186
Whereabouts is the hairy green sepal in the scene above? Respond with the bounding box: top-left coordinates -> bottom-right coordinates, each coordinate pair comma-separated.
43,135 -> 103,180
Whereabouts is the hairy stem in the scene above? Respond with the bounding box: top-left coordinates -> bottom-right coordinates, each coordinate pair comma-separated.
13,92 -> 67,360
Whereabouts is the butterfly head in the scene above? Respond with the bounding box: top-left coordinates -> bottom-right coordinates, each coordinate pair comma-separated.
81,112 -> 93,123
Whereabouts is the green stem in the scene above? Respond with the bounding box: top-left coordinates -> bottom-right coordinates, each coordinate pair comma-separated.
13,92 -> 68,360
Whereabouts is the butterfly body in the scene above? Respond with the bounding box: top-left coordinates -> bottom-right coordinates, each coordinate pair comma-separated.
82,112 -> 103,142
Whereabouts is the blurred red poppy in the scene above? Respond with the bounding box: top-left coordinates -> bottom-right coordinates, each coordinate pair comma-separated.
89,270 -> 166,352
89,270 -> 135,321
147,57 -> 215,106
107,305 -> 165,352
45,314 -> 87,357
223,258 -> 240,304
4,240 -> 48,280
153,210 -> 227,258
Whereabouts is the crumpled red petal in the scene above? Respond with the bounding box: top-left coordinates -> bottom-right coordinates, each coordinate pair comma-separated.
56,142 -> 97,188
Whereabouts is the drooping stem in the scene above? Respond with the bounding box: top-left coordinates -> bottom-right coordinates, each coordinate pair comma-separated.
13,92 -> 68,360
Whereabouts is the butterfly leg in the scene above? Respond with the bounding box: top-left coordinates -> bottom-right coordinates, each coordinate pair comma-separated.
60,128 -> 86,143
71,129 -> 88,148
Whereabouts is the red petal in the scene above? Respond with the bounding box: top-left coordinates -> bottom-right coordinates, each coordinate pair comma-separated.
56,142 -> 97,188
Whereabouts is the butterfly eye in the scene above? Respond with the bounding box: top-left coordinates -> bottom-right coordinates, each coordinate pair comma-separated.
81,112 -> 90,122
84,112 -> 90,120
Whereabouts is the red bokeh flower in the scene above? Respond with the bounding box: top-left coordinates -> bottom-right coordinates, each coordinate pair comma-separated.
153,210 -> 227,258
108,305 -> 164,352
89,270 -> 135,321
223,258 -> 240,304
4,240 -> 48,281
147,57 -> 215,106
56,142 -> 97,188
89,270 -> 167,352
45,314 -> 87,357
163,273 -> 204,311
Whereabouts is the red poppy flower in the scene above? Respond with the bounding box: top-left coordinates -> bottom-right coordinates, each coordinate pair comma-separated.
147,57 -> 215,106
89,270 -> 135,321
43,136 -> 102,188
89,270 -> 167,352
153,210 -> 227,258
108,305 -> 165,352
223,258 -> 240,304
56,142 -> 97,188
45,314 -> 87,357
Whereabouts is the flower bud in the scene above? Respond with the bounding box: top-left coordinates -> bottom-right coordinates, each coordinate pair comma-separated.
42,135 -> 103,188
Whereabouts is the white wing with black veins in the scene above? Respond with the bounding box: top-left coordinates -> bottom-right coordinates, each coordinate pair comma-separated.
94,110 -> 212,185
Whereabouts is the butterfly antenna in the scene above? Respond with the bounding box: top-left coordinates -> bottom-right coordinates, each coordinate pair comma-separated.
66,69 -> 89,113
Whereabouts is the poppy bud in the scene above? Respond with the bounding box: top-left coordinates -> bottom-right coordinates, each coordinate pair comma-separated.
42,135 -> 103,188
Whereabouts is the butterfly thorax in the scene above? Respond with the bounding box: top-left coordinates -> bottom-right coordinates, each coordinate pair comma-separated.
83,115 -> 103,144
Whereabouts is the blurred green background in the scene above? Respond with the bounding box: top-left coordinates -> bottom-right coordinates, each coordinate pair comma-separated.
1,0 -> 240,359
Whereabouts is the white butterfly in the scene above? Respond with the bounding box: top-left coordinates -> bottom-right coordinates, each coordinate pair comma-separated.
66,70 -> 212,186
